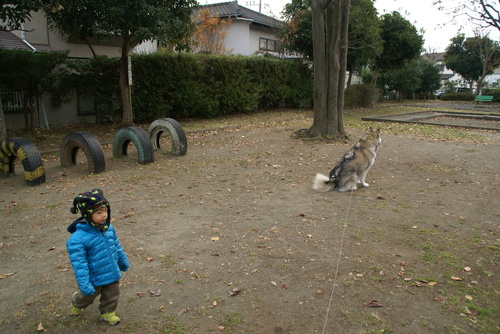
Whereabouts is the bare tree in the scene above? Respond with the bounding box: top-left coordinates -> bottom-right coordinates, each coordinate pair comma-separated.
308,0 -> 350,138
434,0 -> 500,31
467,31 -> 500,94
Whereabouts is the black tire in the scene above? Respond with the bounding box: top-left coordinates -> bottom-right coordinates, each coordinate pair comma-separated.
147,118 -> 187,156
0,137 -> 46,186
60,132 -> 106,174
113,126 -> 154,164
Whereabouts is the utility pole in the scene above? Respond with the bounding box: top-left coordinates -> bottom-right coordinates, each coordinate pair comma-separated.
245,0 -> 262,12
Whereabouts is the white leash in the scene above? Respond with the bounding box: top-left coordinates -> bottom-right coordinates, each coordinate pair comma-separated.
321,153 -> 359,333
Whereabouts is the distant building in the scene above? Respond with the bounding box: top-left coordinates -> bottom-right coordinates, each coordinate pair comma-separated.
423,52 -> 500,90
191,1 -> 283,57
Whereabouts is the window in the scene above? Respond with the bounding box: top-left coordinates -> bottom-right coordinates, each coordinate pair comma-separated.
1,91 -> 26,114
259,37 -> 278,52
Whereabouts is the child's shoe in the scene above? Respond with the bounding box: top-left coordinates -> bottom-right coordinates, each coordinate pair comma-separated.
70,305 -> 83,316
100,312 -> 120,325
70,292 -> 83,316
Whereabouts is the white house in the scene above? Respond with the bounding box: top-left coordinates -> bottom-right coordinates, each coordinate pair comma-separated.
423,52 -> 500,91
191,1 -> 283,57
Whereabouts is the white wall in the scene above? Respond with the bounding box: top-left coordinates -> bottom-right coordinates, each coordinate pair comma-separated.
16,11 -> 122,58
224,19 -> 252,55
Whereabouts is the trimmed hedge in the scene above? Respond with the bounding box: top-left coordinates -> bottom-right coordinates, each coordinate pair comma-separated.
131,53 -> 313,123
439,92 -> 475,101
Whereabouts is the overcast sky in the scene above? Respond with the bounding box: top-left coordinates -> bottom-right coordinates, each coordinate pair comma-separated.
200,0 -> 500,53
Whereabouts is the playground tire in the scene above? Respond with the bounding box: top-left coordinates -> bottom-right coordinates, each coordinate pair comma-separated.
60,132 -> 105,174
147,118 -> 187,156
0,137 -> 46,186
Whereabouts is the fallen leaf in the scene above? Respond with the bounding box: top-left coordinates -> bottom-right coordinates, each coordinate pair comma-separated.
149,289 -> 161,297
211,237 -> 220,241
0,273 -> 14,279
428,282 -> 437,286
37,322 -> 45,331
271,281 -> 277,286
229,288 -> 240,296
136,292 -> 145,298
179,254 -> 187,259
464,266 -> 472,272
465,295 -> 473,301
48,246 -> 56,251
146,257 -> 153,262
364,300 -> 383,307
376,194 -> 385,200
282,284 -> 288,289
451,276 -> 463,281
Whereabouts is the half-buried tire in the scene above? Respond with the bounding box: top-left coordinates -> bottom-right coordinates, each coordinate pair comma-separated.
0,137 -> 46,186
60,132 -> 105,174
113,126 -> 154,164
147,118 -> 187,156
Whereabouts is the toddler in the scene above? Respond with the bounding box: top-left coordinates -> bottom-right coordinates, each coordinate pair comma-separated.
66,189 -> 129,325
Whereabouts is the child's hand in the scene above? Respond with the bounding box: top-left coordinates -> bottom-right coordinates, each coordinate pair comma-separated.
81,286 -> 96,296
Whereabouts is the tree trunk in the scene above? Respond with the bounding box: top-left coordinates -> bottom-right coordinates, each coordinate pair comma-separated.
120,36 -> 133,125
371,66 -> 380,87
337,0 -> 350,134
0,101 -> 6,142
308,0 -> 350,138
308,0 -> 327,138
346,71 -> 353,87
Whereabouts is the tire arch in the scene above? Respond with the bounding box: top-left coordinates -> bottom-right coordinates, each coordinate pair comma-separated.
0,137 -> 46,186
147,118 -> 187,156
113,126 -> 154,164
60,132 -> 106,174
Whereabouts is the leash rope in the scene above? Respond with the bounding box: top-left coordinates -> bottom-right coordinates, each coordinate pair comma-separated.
321,146 -> 360,333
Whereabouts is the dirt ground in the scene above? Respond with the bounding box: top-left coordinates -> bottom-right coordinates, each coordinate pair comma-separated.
1,107 -> 499,334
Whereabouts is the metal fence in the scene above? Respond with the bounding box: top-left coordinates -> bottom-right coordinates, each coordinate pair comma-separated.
1,91 -> 26,114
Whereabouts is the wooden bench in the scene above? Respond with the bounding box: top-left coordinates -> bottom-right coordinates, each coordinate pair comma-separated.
475,95 -> 493,104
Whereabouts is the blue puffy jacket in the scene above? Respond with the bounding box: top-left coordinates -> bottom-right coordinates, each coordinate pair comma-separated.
66,218 -> 129,296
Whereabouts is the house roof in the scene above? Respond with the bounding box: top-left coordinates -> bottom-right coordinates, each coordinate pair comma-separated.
193,1 -> 282,29
440,73 -> 454,80
0,30 -> 53,52
0,30 -> 33,51
423,52 -> 446,62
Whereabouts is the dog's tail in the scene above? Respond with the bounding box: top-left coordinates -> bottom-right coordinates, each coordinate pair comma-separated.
313,173 -> 335,192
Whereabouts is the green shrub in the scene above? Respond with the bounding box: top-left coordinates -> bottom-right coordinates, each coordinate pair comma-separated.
344,84 -> 379,108
131,53 -> 312,123
439,92 -> 474,101
481,88 -> 500,102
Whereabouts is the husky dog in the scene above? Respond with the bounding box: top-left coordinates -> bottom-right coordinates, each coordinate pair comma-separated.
313,128 -> 381,192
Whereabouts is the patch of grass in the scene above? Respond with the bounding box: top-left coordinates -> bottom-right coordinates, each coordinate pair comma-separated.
160,254 -> 176,269
218,312 -> 245,331
120,321 -> 149,333
158,315 -> 193,334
